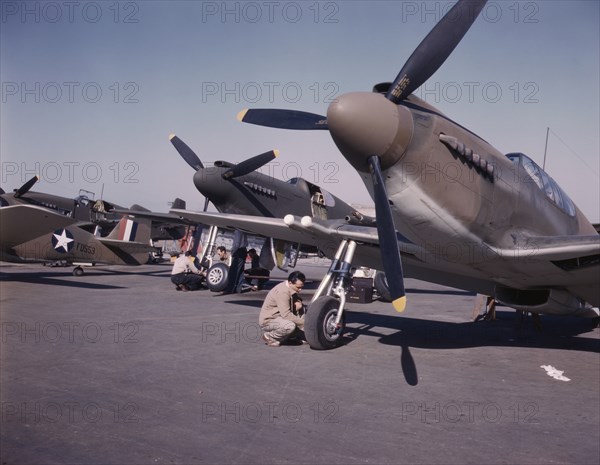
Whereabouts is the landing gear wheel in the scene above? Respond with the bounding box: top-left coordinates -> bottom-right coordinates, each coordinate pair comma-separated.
206,262 -> 229,292
73,266 -> 84,277
374,271 -> 392,302
305,296 -> 345,350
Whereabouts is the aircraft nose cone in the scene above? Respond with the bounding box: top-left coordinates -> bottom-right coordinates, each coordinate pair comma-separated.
327,92 -> 413,171
193,168 -> 229,204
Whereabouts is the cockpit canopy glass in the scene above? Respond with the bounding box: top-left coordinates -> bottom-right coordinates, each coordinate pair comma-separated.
506,153 -> 576,216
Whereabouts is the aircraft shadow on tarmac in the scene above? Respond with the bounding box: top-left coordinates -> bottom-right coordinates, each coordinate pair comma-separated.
0,271 -> 127,290
342,310 -> 599,385
0,264 -> 172,290
345,310 -> 599,353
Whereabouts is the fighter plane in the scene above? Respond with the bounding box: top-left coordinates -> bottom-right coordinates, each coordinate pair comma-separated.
171,0 -> 600,349
0,177 -> 188,274
112,134 -> 372,290
167,134 -> 367,223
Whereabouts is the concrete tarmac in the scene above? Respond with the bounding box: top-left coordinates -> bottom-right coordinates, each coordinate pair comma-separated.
1,260 -> 599,465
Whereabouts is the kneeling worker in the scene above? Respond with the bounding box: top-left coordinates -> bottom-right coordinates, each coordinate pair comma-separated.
171,251 -> 204,291
259,271 -> 306,346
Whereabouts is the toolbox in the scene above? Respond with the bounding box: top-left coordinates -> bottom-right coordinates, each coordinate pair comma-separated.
347,277 -> 373,304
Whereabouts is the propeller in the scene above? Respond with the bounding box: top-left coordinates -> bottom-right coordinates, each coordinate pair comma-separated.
13,176 -> 39,198
169,134 -> 204,171
237,109 -> 328,130
232,0 -> 488,312
386,0 -> 487,103
222,150 -> 279,179
369,156 -> 406,311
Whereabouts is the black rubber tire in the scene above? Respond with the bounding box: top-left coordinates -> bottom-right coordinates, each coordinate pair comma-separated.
206,262 -> 229,292
305,296 -> 345,350
72,267 -> 84,277
373,271 -> 392,302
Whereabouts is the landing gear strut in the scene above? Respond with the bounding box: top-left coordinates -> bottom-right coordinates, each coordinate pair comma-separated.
305,240 -> 356,350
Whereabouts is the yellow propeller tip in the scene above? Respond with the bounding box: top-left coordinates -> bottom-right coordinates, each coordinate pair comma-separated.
392,296 -> 406,313
237,109 -> 248,122
168,133 -> 176,140
273,149 -> 280,157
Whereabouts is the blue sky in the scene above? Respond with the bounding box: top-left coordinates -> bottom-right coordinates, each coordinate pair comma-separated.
1,0 -> 599,222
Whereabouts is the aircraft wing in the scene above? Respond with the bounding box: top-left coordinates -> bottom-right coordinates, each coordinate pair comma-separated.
170,209 -> 421,255
111,209 -> 198,225
491,235 -> 600,306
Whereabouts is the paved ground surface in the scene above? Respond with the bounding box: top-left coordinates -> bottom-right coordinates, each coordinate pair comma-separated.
1,260 -> 599,465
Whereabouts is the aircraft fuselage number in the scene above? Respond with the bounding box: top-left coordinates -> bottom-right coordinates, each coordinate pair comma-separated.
75,243 -> 96,255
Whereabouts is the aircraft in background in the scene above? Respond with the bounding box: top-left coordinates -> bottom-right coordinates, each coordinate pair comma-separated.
0,177 -> 191,274
172,0 -> 600,349
167,134 -> 369,223
122,134 -> 378,291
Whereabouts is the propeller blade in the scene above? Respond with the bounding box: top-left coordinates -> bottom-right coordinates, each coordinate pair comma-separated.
386,0 -> 487,103
169,134 -> 204,171
14,175 -> 39,198
202,197 -> 210,212
222,150 -> 280,179
368,155 -> 406,312
237,109 -> 328,130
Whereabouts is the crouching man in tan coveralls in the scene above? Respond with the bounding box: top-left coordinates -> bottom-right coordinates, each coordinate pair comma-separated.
259,271 -> 306,347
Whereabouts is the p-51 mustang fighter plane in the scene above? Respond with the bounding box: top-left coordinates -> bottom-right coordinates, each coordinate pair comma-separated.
167,133 -> 367,222
0,177 -> 188,274
116,134 -> 372,289
172,0 -> 600,349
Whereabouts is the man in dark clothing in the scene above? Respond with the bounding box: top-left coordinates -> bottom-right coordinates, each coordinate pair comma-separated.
222,230 -> 247,294
244,248 -> 270,291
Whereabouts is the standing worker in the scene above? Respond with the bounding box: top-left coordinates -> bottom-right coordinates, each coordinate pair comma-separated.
222,230 -> 247,295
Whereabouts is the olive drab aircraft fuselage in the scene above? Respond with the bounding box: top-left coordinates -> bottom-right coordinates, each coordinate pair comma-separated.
0,178 -> 188,271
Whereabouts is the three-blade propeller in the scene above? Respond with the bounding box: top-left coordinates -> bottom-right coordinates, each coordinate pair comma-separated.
234,0 -> 487,311
169,134 -> 279,210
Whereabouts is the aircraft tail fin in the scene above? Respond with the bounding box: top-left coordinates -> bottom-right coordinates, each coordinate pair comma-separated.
172,198 -> 186,210
106,215 -> 152,244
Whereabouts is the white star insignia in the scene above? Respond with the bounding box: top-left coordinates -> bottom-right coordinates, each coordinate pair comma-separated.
53,229 -> 74,252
